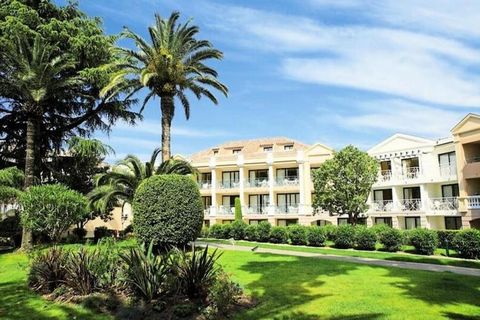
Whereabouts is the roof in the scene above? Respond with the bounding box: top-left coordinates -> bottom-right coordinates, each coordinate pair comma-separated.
451,113 -> 480,134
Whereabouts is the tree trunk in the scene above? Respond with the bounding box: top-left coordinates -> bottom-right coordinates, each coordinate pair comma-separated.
20,115 -> 36,250
160,95 -> 174,162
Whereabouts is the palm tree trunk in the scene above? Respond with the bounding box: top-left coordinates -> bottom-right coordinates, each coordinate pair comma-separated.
20,115 -> 36,250
160,95 -> 174,162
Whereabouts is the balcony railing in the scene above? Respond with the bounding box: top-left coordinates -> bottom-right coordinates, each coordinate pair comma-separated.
401,167 -> 420,180
378,170 -> 392,182
370,200 -> 394,212
466,196 -> 480,209
439,165 -> 456,178
399,198 -> 422,211
198,180 -> 212,189
429,197 -> 458,211
218,180 -> 240,189
275,176 -> 299,187
217,205 -> 235,215
245,178 -> 269,188
274,204 -> 299,214
245,205 -> 269,215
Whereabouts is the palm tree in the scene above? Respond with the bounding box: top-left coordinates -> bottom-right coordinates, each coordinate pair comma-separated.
102,12 -> 228,162
0,35 -> 82,249
88,148 -> 197,214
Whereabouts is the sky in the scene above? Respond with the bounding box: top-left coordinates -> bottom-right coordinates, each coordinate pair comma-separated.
70,0 -> 480,162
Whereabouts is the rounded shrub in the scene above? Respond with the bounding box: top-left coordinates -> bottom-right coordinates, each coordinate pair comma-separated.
334,224 -> 356,249
354,227 -> 377,251
452,229 -> 480,259
221,223 -> 233,239
306,226 -> 327,247
269,226 -> 288,244
370,224 -> 392,239
408,228 -> 438,255
288,225 -> 307,245
209,224 -> 224,239
437,230 -> 460,249
133,175 -> 203,247
230,220 -> 247,240
244,224 -> 258,241
322,224 -> 337,242
200,226 -> 210,238
256,221 -> 271,242
379,227 -> 404,252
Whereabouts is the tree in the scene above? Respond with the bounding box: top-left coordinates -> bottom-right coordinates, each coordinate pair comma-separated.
312,145 -> 378,225
234,197 -> 242,221
103,12 -> 228,161
88,148 -> 197,215
0,167 -> 24,218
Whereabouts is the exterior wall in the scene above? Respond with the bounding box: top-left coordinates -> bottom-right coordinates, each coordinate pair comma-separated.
83,204 -> 132,238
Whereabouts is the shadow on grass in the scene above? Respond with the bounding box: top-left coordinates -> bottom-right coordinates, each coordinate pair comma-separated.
272,311 -> 384,320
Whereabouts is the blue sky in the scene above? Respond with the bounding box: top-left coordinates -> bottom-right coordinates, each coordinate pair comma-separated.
72,0 -> 480,162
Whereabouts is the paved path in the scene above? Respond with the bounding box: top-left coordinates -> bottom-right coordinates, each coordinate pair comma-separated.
196,241 -> 480,277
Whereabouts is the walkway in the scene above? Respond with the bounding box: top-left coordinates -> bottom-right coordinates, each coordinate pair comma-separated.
195,241 -> 480,277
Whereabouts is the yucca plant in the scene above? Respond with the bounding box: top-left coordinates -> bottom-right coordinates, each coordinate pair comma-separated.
64,247 -> 99,295
28,246 -> 69,293
173,245 -> 221,300
119,241 -> 170,302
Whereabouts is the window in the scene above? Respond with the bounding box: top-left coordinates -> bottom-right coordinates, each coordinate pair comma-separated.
277,219 -> 298,226
232,149 -> 241,154
222,195 -> 239,207
276,168 -> 299,179
380,160 -> 392,171
405,216 -> 421,229
249,169 -> 269,180
373,189 -> 393,201
263,146 -> 273,152
203,220 -> 210,227
338,217 -> 365,225
403,187 -> 421,210
222,220 -> 234,224
284,144 -> 294,151
200,172 -> 212,183
277,193 -> 299,212
201,196 -> 212,209
438,151 -> 456,167
249,194 -> 270,213
213,149 -> 219,155
337,218 -> 349,225
375,217 -> 393,227
222,171 -> 240,188
445,217 -> 462,230
442,184 -> 459,198
249,219 -> 268,225
314,220 -> 329,227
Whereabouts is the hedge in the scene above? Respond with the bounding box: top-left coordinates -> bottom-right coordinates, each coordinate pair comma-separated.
269,226 -> 288,244
256,221 -> 271,242
244,224 -> 258,241
436,230 -> 459,249
133,175 -> 203,247
306,226 -> 327,247
288,225 -> 307,245
355,227 -> 377,251
334,224 -> 356,248
452,229 -> 480,259
408,229 -> 438,255
378,227 -> 404,252
230,220 -> 247,240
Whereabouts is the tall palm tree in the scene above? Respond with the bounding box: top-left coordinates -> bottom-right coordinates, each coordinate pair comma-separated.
88,148 -> 197,215
0,35 -> 82,249
102,12 -> 228,162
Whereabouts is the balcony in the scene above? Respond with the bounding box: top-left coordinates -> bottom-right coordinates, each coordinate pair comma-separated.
245,205 -> 269,215
439,165 -> 457,178
400,167 -> 420,180
370,200 -> 394,212
218,180 -> 240,189
428,197 -> 458,212
378,170 -> 392,182
466,196 -> 480,209
245,178 -> 269,188
274,204 -> 299,214
198,180 -> 212,190
399,198 -> 422,212
275,176 -> 300,187
217,205 -> 235,215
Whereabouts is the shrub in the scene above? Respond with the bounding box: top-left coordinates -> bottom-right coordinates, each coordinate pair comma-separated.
355,227 -> 377,250
379,227 -> 404,252
119,242 -> 170,302
94,226 -> 115,243
256,221 -> 271,242
208,270 -> 242,317
28,247 -> 68,293
288,225 -> 307,245
269,226 -> 288,244
209,224 -> 224,239
72,227 -> 87,240
334,224 -> 356,248
244,224 -> 258,241
452,229 -> 480,259
173,246 -> 221,300
408,228 -> 438,255
306,226 -> 327,247
370,224 -> 392,238
201,226 -> 210,238
64,247 -> 99,295
437,230 -> 460,249
92,238 -> 121,288
230,220 -> 247,240
220,223 -> 233,239
322,224 -> 337,241
234,197 -> 242,221
133,175 -> 203,248
0,215 -> 22,246
0,166 -> 24,189
20,184 -> 88,242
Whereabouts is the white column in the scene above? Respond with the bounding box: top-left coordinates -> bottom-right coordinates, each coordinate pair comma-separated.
420,184 -> 428,213
392,186 -> 400,211
209,157 -> 217,216
298,160 -> 305,215
268,154 -> 275,215
239,165 -> 245,206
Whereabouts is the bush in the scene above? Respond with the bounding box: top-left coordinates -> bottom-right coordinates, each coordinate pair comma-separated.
230,220 -> 247,240
220,223 -> 233,239
92,238 -> 121,288
355,227 -> 377,250
452,229 -> 480,259
28,247 -> 68,293
408,228 -> 438,255
269,226 -> 288,244
288,225 -> 307,245
334,224 -> 356,248
72,227 -> 87,240
20,184 -> 88,242
207,270 -> 242,317
0,215 -> 22,246
437,230 -> 459,249
234,197 -> 242,221
94,226 -> 114,243
133,175 -> 203,248
209,224 -> 224,239
306,226 -> 327,247
370,224 -> 392,238
256,221 -> 271,242
322,224 -> 337,241
201,226 -> 210,238
379,227 -> 404,252
64,247 -> 99,295
244,224 -> 258,241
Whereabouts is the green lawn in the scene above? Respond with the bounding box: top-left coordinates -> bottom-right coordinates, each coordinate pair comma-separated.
202,239 -> 480,269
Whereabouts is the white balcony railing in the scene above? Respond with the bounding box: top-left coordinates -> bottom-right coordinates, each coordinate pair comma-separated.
466,196 -> 480,209
218,180 -> 240,189
274,204 -> 299,214
275,176 -> 299,187
401,167 -> 420,180
245,205 -> 269,215
198,181 -> 212,189
439,165 -> 457,178
378,170 -> 392,182
245,178 -> 269,188
370,200 -> 394,212
399,198 -> 422,211
429,197 -> 458,212
217,205 -> 235,215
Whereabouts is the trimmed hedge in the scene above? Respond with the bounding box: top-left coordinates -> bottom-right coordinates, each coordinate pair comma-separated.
288,225 -> 307,245
355,227 -> 376,251
452,229 -> 480,259
437,230 -> 459,249
334,224 -> 356,248
230,220 -> 247,240
256,221 -> 271,242
244,224 -> 258,241
378,227 -> 404,252
269,226 -> 288,244
133,175 -> 203,247
306,226 -> 327,247
408,229 -> 438,255
323,224 -> 337,241
209,224 -> 224,239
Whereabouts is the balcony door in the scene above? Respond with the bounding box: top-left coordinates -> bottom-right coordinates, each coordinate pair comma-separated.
249,194 -> 269,213
403,187 -> 421,210
441,184 -> 459,198
201,172 -> 212,183
438,152 -> 456,168
222,171 -> 239,187
277,193 -> 299,212
401,157 -> 419,178
276,168 -> 299,179
249,169 -> 268,180
201,196 -> 212,209
222,196 -> 238,207
373,189 -> 393,201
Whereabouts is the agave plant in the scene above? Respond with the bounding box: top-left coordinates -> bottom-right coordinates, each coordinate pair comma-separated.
63,247 -> 99,295
28,246 -> 69,293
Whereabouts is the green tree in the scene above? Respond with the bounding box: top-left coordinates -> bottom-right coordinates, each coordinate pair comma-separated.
0,167 -> 24,218
234,197 -> 242,221
88,148 -> 197,215
103,12 -> 228,161
312,145 -> 378,225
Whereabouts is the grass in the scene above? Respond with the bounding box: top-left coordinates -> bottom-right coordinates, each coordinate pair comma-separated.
202,238 -> 480,269
218,250 -> 480,319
